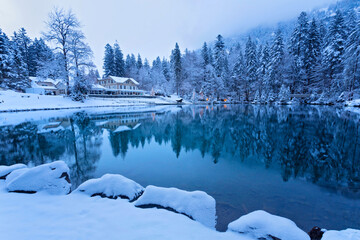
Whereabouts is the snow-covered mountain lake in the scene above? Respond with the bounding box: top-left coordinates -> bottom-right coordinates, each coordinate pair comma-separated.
0,105 -> 359,232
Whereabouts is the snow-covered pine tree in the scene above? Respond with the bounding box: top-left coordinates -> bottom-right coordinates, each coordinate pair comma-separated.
9,37 -> 28,79
257,43 -> 270,99
162,58 -> 171,83
28,38 -> 53,77
201,42 -> 210,67
171,43 -> 182,96
245,36 -> 258,101
214,35 -> 227,77
113,42 -> 125,77
12,28 -> 31,77
232,44 -> 245,101
344,10 -> 360,95
305,18 -> 321,93
103,43 -> 114,77
213,35 -> 228,99
136,54 -> 143,70
269,29 -> 285,94
0,29 -> 12,79
322,10 -> 347,94
290,12 -> 309,94
71,74 -> 91,102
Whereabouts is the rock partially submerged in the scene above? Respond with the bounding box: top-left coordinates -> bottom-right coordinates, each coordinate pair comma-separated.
134,185 -> 217,229
5,161 -> 71,195
75,174 -> 144,201
322,229 -> 360,240
227,210 -> 310,240
309,226 -> 324,240
0,163 -> 27,179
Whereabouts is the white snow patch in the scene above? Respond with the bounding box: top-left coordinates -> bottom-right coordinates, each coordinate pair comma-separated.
75,174 -> 144,201
0,181 -> 248,240
322,229 -> 360,240
134,185 -> 217,229
0,163 -> 27,179
5,161 -> 71,195
227,210 -> 310,240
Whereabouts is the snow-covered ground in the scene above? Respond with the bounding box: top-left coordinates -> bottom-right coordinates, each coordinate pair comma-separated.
0,90 -> 187,112
1,161 -> 359,240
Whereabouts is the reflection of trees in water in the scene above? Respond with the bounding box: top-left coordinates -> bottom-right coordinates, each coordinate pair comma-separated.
107,105 -> 360,194
0,106 -> 359,194
0,112 -> 103,186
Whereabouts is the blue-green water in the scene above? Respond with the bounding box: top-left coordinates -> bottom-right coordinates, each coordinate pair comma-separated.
0,105 -> 359,231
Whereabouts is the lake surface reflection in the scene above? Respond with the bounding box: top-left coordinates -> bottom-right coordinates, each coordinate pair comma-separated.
0,105 -> 359,231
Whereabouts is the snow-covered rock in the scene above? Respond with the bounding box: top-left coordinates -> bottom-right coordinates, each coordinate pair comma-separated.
322,229 -> 360,240
5,161 -> 71,195
75,174 -> 144,201
227,210 -> 310,240
134,185 -> 217,229
0,163 -> 27,179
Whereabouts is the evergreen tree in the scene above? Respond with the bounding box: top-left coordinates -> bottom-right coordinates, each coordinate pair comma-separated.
344,10 -> 360,94
201,42 -> 210,67
10,39 -> 28,79
305,18 -> 321,92
269,29 -> 285,93
0,29 -> 11,79
232,44 -> 245,100
258,43 -> 271,96
245,36 -> 258,101
322,10 -> 347,92
136,54 -> 143,70
171,43 -> 182,95
103,43 -> 114,77
113,42 -> 125,77
214,35 -> 226,77
28,38 -> 53,77
162,58 -> 171,82
12,28 -> 31,76
290,12 -> 309,93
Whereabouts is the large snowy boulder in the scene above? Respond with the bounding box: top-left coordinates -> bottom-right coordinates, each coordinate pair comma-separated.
5,161 -> 71,195
227,210 -> 309,240
322,229 -> 360,240
75,174 -> 144,201
134,185 -> 217,229
0,163 -> 27,179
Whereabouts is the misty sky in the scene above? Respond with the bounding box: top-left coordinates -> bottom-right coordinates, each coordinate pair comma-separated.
0,0 -> 337,74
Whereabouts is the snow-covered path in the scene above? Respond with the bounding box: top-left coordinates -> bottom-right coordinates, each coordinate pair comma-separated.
0,181 -> 247,240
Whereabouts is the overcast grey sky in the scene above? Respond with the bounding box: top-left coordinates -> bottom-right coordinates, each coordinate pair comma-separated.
0,0 -> 337,74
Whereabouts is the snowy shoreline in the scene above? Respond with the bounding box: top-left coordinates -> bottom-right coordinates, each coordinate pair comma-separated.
0,161 -> 359,240
0,90 -> 188,113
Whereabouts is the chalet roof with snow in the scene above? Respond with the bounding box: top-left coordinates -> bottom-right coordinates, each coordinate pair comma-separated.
29,77 -> 62,86
107,76 -> 139,85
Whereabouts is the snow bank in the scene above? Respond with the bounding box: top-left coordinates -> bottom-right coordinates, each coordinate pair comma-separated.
0,90 -> 188,112
134,185 -> 217,229
322,229 -> 360,240
0,163 -> 27,179
227,210 -> 310,240
5,161 -> 71,195
75,174 -> 144,201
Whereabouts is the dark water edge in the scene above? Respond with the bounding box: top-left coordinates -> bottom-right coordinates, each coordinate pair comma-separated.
0,104 -> 359,232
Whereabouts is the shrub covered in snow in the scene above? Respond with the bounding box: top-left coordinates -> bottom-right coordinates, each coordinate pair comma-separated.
227,210 -> 309,240
75,174 -> 144,201
134,185 -> 217,229
5,161 -> 71,194
0,163 -> 27,179
322,229 -> 360,240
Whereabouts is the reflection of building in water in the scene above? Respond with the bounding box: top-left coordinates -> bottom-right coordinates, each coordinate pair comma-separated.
92,113 -> 152,132
37,119 -> 71,133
